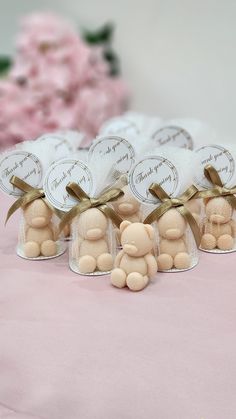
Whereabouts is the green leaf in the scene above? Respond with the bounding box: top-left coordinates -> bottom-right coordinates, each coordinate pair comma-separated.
103,49 -> 120,76
83,22 -> 114,45
0,56 -> 12,76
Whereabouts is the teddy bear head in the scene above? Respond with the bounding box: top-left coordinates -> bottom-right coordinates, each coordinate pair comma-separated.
113,185 -> 140,216
24,199 -> 52,228
120,221 -> 154,257
157,208 -> 186,240
77,208 -> 108,240
205,196 -> 232,224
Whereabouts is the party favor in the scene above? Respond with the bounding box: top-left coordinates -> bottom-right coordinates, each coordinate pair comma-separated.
194,144 -> 236,253
129,148 -> 201,272
44,156 -> 124,275
0,149 -> 66,259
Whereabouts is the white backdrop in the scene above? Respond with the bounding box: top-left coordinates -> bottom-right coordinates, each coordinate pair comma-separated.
0,0 -> 236,140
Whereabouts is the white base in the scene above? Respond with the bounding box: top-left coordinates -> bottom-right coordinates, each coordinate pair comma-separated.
199,246 -> 236,254
69,259 -> 111,276
159,256 -> 199,273
17,242 -> 67,260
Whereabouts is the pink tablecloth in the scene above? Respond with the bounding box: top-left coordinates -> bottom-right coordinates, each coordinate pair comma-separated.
0,194 -> 236,419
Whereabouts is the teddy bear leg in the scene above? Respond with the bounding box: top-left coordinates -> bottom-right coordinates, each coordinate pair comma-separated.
111,268 -> 127,288
201,233 -> 216,250
174,252 -> 191,269
97,253 -> 113,272
157,253 -> 173,270
41,240 -> 57,257
24,241 -> 41,258
78,255 -> 97,273
217,234 -> 234,251
126,273 -> 149,292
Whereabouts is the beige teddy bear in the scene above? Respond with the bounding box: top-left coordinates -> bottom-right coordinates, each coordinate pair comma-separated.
201,197 -> 236,251
72,207 -> 114,274
23,199 -> 57,258
111,221 -> 157,291
156,208 -> 191,270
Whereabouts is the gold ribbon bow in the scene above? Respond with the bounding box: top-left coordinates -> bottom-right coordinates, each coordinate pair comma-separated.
197,164 -> 236,208
59,182 -> 124,232
5,175 -> 46,224
144,183 -> 201,247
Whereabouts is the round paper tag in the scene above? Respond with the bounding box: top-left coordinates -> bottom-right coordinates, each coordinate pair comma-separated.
0,151 -> 43,197
37,133 -> 73,158
100,117 -> 140,137
194,145 -> 235,188
151,125 -> 193,149
88,136 -> 135,173
44,159 -> 93,211
129,156 -> 179,204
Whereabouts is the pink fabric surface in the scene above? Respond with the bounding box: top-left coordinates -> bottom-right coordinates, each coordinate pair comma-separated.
0,194 -> 236,419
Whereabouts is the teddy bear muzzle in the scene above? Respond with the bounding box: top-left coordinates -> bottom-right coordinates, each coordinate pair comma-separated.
118,203 -> 134,215
85,228 -> 104,240
123,243 -> 138,255
209,214 -> 225,224
165,228 -> 182,240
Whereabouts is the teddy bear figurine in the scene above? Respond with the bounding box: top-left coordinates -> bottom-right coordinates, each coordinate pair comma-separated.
111,221 -> 157,291
72,207 -> 114,274
201,197 -> 236,251
156,208 -> 191,270
23,198 -> 57,258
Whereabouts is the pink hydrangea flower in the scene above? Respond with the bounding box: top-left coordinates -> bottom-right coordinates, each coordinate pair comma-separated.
0,12 -> 129,149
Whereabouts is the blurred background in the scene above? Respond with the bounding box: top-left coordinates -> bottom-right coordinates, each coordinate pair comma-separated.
0,0 -> 235,142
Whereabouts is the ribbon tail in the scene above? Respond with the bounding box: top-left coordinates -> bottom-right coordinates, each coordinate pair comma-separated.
178,206 -> 201,247
59,207 -> 79,233
5,190 -> 45,225
99,205 -> 123,228
204,165 -> 223,187
5,196 -> 25,225
144,202 -> 172,224
143,210 -> 156,225
59,201 -> 91,233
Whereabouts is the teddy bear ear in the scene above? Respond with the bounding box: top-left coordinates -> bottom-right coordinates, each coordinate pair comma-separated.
120,220 -> 131,233
144,224 -> 154,240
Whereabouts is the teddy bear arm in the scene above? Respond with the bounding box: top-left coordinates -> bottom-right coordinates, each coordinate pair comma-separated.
42,226 -> 55,241
201,219 -> 210,234
24,224 -> 30,236
114,249 -> 125,268
144,253 -> 158,277
230,219 -> 236,237
180,235 -> 188,251
71,234 -> 83,259
48,222 -> 58,241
